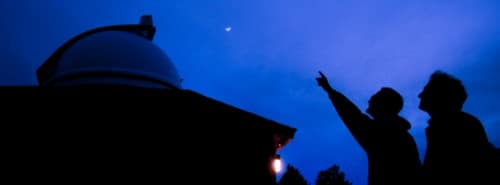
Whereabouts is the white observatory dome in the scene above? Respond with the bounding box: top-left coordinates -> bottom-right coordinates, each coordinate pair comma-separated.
38,18 -> 182,89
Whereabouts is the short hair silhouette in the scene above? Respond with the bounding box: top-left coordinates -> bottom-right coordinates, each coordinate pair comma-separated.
375,87 -> 404,115
419,71 -> 467,111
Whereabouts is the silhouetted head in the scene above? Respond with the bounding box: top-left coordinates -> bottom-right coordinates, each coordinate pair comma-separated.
367,87 -> 404,119
418,71 -> 467,115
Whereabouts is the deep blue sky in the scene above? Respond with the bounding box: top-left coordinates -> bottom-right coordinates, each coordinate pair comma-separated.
1,1 -> 499,184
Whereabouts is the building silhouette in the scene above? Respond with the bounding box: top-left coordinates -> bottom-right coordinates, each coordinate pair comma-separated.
2,15 -> 296,184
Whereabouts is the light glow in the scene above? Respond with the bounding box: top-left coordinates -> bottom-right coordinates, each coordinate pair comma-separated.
272,156 -> 283,173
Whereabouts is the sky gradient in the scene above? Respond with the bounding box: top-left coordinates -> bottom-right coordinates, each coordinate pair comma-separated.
1,1 -> 499,184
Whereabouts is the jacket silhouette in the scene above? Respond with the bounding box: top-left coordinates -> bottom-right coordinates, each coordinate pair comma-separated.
419,71 -> 492,185
317,71 -> 421,185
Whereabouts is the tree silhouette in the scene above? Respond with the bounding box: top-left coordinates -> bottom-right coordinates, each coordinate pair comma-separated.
279,164 -> 309,185
315,164 -> 352,185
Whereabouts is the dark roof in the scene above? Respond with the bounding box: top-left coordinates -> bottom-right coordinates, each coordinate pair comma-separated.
1,86 -> 296,184
0,86 -> 296,146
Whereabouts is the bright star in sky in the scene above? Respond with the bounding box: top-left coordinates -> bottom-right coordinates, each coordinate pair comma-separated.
225,26 -> 232,32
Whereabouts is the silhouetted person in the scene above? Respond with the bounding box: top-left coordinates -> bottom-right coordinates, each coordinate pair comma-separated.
316,71 -> 421,185
418,71 -> 492,185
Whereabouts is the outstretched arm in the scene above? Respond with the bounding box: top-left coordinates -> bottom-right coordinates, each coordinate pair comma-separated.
316,71 -> 371,146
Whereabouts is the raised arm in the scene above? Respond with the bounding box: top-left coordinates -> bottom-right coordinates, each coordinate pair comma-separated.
316,71 -> 371,146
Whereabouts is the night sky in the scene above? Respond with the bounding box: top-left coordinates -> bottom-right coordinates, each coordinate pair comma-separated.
1,1 -> 499,185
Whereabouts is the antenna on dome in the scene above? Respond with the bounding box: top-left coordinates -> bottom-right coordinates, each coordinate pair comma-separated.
140,15 -> 153,26
139,15 -> 156,40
